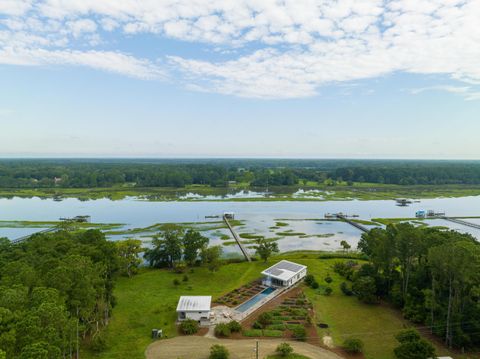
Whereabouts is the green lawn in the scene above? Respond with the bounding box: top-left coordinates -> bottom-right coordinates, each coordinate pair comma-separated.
85,253 -> 460,359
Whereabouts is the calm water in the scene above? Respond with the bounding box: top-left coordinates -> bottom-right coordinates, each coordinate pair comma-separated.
2,196 -> 480,255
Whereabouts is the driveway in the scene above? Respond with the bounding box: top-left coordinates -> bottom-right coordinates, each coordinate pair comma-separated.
146,336 -> 344,359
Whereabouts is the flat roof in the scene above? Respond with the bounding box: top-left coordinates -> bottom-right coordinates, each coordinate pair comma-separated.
261,260 -> 307,281
176,296 -> 212,312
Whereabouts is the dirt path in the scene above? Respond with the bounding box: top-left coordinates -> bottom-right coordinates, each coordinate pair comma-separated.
146,336 -> 344,359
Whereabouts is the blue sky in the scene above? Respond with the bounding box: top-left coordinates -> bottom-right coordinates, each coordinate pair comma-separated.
1,0 -> 480,158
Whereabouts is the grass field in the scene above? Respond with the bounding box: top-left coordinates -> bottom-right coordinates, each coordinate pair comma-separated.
84,252 -> 461,359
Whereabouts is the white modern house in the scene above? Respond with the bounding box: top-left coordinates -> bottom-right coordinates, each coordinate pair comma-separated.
261,260 -> 307,288
176,296 -> 211,325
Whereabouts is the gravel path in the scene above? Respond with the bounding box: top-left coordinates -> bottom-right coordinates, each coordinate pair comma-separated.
145,336 -> 344,359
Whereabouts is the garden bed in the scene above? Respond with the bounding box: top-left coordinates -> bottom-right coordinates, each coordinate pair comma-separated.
214,279 -> 266,307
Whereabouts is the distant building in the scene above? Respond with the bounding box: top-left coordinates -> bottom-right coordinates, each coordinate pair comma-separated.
261,260 -> 307,288
176,296 -> 211,325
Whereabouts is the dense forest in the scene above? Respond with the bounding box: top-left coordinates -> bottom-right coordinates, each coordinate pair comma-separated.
0,230 -> 119,358
351,224 -> 480,350
1,159 -> 480,188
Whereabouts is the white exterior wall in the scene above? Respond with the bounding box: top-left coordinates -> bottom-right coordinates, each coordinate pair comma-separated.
177,310 -> 210,322
264,268 -> 307,288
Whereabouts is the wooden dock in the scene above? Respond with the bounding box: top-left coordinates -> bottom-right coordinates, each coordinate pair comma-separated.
11,227 -> 58,244
441,217 -> 480,230
336,214 -> 369,233
223,215 -> 252,262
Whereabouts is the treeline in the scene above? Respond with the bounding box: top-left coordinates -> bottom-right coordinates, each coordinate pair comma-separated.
2,159 -> 480,188
348,224 -> 480,350
0,230 -> 120,358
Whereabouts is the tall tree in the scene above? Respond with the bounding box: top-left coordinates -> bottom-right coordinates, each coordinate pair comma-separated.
116,239 -> 143,277
182,230 -> 209,266
254,238 -> 279,262
145,229 -> 183,268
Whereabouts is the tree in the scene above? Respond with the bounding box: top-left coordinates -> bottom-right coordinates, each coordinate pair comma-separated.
200,245 -> 223,272
209,344 -> 229,359
116,239 -> 143,277
276,342 -> 293,357
340,240 -> 351,252
0,349 -> 5,359
145,229 -> 183,268
254,238 -> 279,262
343,338 -> 364,353
352,276 -> 377,304
394,329 -> 435,359
182,230 -> 209,266
257,312 -> 273,328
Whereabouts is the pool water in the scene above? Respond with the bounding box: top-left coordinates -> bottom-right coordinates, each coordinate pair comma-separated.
236,287 -> 276,313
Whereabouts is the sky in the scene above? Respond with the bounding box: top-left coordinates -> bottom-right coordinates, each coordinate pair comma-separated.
1,0 -> 480,159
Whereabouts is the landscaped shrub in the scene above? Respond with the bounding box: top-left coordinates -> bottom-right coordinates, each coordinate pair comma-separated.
324,275 -> 333,284
263,329 -> 284,337
267,323 -> 286,331
324,286 -> 333,296
333,261 -> 354,279
310,280 -> 319,289
276,342 -> 293,357
304,274 -> 316,286
173,278 -> 180,286
215,323 -> 231,337
182,274 -> 189,282
209,344 -> 229,359
180,319 -> 199,335
257,312 -> 273,328
340,282 -> 353,296
343,337 -> 364,353
243,329 -> 263,337
227,320 -> 242,333
253,321 -> 263,329
292,326 -> 307,341
286,324 -> 304,331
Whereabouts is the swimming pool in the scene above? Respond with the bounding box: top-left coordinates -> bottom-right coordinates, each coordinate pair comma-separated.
235,287 -> 276,313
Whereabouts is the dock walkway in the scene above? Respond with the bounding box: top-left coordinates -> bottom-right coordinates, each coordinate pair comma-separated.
335,214 -> 369,233
223,215 -> 251,262
441,217 -> 480,230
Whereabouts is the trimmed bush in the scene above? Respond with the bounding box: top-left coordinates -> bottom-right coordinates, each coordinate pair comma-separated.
180,319 -> 199,335
276,342 -> 293,357
267,323 -> 286,331
227,320 -> 242,333
343,338 -> 364,353
263,329 -> 284,337
257,312 -> 273,328
243,329 -> 263,337
304,274 -> 316,286
209,344 -> 229,359
292,326 -> 307,341
324,275 -> 333,284
253,321 -> 263,329
324,286 -> 333,296
214,323 -> 231,337
173,278 -> 180,286
340,282 -> 353,296
182,274 -> 189,282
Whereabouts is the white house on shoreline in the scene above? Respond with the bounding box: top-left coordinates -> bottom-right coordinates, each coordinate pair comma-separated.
176,296 -> 211,325
261,260 -> 307,288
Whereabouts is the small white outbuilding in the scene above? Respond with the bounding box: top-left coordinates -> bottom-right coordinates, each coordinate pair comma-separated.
261,260 -> 307,288
176,296 -> 211,324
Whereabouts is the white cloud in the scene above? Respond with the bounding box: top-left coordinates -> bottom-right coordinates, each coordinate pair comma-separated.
0,0 -> 480,98
0,47 -> 165,79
